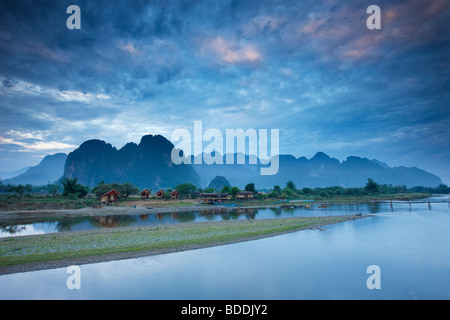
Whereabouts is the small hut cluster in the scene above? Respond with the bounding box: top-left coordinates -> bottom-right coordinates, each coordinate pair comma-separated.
155,189 -> 179,200
199,191 -> 253,204
98,186 -> 255,205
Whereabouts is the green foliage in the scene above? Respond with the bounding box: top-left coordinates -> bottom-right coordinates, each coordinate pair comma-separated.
285,180 -> 296,191
264,178 -> 436,200
174,183 -> 198,198
220,185 -> 231,193
61,178 -> 88,198
6,184 -> 33,199
245,183 -> 256,193
409,184 -> 450,194
91,181 -> 139,199
117,182 -> 140,199
230,186 -> 240,196
364,178 -> 379,194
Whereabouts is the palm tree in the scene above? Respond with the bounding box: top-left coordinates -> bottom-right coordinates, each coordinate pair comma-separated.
62,177 -> 79,196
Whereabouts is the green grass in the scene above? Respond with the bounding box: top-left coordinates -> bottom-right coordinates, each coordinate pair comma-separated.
233,192 -> 431,206
0,194 -> 98,211
0,215 -> 364,270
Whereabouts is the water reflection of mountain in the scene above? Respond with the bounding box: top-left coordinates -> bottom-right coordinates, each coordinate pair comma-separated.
56,217 -> 91,232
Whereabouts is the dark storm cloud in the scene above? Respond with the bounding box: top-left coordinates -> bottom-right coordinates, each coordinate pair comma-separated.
0,0 -> 449,182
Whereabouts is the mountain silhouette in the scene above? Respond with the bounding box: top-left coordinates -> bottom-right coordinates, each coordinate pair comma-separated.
191,152 -> 442,189
63,134 -> 201,189
4,135 -> 442,190
3,153 -> 67,186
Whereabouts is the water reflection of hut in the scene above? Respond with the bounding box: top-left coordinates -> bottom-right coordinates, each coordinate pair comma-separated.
140,189 -> 150,199
156,189 -> 165,199
99,189 -> 121,205
200,193 -> 231,204
171,190 -> 180,200
93,215 -> 118,228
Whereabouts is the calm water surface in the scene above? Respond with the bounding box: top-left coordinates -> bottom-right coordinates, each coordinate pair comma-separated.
0,199 -> 440,237
0,196 -> 449,299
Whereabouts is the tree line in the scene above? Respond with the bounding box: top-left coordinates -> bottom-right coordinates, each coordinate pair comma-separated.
1,177 -> 449,200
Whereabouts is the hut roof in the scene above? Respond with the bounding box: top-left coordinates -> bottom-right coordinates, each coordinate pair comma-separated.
99,189 -> 121,198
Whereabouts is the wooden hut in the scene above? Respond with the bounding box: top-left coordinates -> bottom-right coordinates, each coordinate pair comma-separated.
236,191 -> 254,201
156,189 -> 165,199
171,190 -> 180,200
99,189 -> 121,205
200,193 -> 231,204
140,189 -> 150,199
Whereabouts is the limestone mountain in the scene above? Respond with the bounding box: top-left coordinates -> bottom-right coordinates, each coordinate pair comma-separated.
63,134 -> 201,189
191,152 -> 442,189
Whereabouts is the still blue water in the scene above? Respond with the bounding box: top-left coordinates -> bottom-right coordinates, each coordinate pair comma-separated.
0,199 -> 439,237
0,196 -> 449,299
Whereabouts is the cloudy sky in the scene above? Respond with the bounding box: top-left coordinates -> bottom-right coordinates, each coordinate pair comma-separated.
0,0 -> 449,184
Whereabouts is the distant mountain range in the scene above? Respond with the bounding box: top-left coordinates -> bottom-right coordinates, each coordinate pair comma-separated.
192,152 -> 443,189
1,135 -> 443,189
0,167 -> 31,180
2,153 -> 67,186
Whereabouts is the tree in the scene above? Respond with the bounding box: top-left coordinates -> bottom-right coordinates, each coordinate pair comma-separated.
285,180 -> 296,191
47,183 -> 60,197
91,182 -> 113,197
7,184 -> 33,199
230,186 -> 240,197
117,182 -> 139,199
436,184 -> 449,194
62,177 -> 78,196
62,177 -> 88,198
272,185 -> 281,194
245,183 -> 256,193
268,185 -> 282,198
364,178 -> 379,194
174,183 -> 198,198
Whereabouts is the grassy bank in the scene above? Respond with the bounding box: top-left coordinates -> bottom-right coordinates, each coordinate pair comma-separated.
0,192 -> 432,212
0,214 -> 367,274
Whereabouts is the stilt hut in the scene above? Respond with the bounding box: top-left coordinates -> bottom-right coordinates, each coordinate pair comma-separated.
200,193 -> 231,204
99,189 -> 121,205
140,189 -> 150,199
236,191 -> 254,201
171,190 -> 180,200
156,189 -> 165,199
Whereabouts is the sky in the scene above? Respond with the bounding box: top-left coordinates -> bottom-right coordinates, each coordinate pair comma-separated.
0,0 -> 449,184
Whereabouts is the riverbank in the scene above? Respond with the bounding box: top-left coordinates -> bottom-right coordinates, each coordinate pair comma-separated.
0,214 -> 368,275
0,192 -> 434,226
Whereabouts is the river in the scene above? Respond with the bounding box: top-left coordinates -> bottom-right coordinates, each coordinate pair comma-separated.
0,195 -> 449,299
